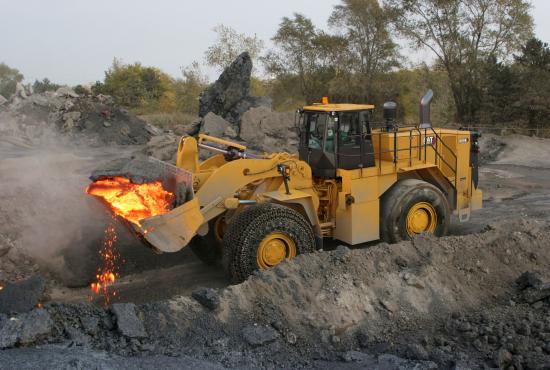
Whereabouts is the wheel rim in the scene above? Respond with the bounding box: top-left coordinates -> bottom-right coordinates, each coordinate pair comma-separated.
257,232 -> 297,269
213,217 -> 226,243
406,202 -> 437,236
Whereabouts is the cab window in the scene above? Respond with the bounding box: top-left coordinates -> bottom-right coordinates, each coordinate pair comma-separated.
307,113 -> 324,150
338,112 -> 361,149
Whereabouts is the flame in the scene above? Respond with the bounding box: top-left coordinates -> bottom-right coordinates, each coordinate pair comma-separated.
86,176 -> 173,305
86,176 -> 175,225
89,222 -> 122,306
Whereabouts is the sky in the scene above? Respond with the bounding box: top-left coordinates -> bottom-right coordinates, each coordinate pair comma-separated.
1,0 -> 549,85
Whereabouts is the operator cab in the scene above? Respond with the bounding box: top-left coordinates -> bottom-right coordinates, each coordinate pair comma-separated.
297,99 -> 376,177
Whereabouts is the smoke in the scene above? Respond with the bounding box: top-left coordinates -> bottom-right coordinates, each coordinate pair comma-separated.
0,115 -> 133,285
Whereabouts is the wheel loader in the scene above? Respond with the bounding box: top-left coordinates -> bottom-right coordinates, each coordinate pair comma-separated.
90,91 -> 482,283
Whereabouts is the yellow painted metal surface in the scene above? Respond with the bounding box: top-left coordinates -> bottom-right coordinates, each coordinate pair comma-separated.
176,136 -> 199,172
137,198 -> 204,253
406,202 -> 437,236
302,103 -> 375,112
138,121 -> 481,252
198,133 -> 247,151
257,232 -> 297,269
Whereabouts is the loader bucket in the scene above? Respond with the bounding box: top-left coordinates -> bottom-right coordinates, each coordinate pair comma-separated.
133,197 -> 204,253
89,157 -> 204,253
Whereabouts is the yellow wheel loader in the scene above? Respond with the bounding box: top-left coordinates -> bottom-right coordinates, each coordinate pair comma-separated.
100,91 -> 482,283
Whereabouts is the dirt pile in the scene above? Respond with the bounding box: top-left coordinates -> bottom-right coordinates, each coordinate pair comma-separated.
0,87 -> 155,146
1,219 -> 549,368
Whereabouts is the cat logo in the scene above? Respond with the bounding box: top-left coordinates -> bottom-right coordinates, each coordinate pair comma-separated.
424,136 -> 436,146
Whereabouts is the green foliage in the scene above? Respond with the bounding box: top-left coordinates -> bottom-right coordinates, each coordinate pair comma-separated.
328,0 -> 400,101
0,63 -> 24,99
388,0 -> 534,123
205,24 -> 264,72
264,13 -> 344,103
32,78 -> 60,93
173,61 -> 209,114
482,38 -> 550,128
95,58 -> 176,114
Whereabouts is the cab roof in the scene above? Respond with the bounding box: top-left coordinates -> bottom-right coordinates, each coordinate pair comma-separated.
302,103 -> 375,112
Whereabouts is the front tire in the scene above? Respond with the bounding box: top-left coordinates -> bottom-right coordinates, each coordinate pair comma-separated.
222,203 -> 315,283
380,179 -> 450,243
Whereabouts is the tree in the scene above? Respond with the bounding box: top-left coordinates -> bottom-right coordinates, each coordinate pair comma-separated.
205,24 -> 264,72
388,0 -> 533,123
0,63 -> 24,99
97,58 -> 175,113
173,61 -> 209,114
264,13 -> 344,103
32,78 -> 61,93
515,38 -> 550,70
328,0 -> 400,101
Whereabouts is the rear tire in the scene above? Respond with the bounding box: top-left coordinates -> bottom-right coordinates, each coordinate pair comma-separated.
380,179 -> 450,243
222,203 -> 315,283
189,216 -> 225,265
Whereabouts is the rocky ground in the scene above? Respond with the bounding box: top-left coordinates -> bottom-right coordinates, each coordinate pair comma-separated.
2,55 -> 550,369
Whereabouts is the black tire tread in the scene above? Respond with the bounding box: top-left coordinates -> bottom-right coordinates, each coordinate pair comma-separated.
380,179 -> 449,243
223,203 -> 315,283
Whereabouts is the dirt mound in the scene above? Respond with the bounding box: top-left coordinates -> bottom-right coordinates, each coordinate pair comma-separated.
2,219 -> 549,368
480,134 -> 550,168
0,88 -> 154,146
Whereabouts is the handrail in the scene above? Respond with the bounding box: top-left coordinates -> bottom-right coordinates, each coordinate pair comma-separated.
337,128 -> 459,189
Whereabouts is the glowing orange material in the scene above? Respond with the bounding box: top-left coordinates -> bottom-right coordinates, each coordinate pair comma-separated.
86,177 -> 175,225
89,223 -> 122,306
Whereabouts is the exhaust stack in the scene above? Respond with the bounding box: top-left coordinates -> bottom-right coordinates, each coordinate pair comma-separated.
419,90 -> 433,129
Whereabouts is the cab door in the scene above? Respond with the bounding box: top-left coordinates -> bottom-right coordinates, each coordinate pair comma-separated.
298,112 -> 337,178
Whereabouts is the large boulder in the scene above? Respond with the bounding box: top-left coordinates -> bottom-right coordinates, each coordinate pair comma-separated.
239,107 -> 297,153
0,309 -> 54,349
201,112 -> 231,137
0,276 -> 46,314
199,52 -> 271,125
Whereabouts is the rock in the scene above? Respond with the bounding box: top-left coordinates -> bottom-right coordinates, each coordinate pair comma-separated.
242,325 -> 279,346
55,87 -> 79,98
0,95 -> 7,106
62,111 -> 81,129
201,112 -> 231,137
239,107 -> 296,152
377,354 -> 438,369
0,309 -> 53,349
223,125 -> 238,139
517,271 -> 544,290
285,331 -> 297,345
191,288 -> 220,310
0,275 -> 45,314
15,83 -> 28,99
142,133 -> 179,163
379,299 -> 398,313
80,316 -> 100,336
198,52 -> 270,124
111,303 -> 147,338
406,343 -> 430,361
199,52 -> 252,121
495,348 -> 513,368
341,351 -> 376,363
356,329 -> 370,348
103,121 -> 112,128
